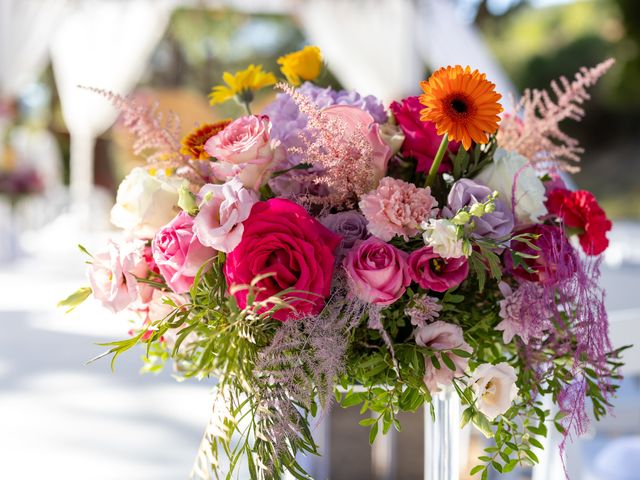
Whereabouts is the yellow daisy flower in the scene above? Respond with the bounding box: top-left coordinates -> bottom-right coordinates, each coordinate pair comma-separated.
278,46 -> 323,86
209,64 -> 277,106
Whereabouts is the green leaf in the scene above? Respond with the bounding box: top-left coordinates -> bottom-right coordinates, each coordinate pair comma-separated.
57,286 -> 92,313
452,348 -> 472,358
369,422 -> 379,445
470,465 -> 484,475
341,392 -> 364,408
359,418 -> 377,427
441,353 -> 456,371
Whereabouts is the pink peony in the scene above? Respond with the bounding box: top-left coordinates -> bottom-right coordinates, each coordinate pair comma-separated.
224,198 -> 341,322
322,105 -> 392,186
389,96 -> 460,173
87,239 -> 147,313
343,237 -> 411,305
359,177 -> 438,241
152,211 -> 216,294
204,115 -> 284,190
408,247 -> 469,292
415,321 -> 471,392
193,178 -> 258,253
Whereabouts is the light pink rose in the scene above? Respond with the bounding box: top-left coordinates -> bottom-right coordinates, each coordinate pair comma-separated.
204,115 -> 284,190
193,178 -> 258,253
470,362 -> 519,420
343,237 -> 411,306
322,105 -> 392,186
152,211 -> 216,294
415,321 -> 471,393
87,239 -> 146,313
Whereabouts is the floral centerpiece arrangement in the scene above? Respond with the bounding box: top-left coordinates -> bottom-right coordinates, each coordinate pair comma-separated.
61,46 -> 627,479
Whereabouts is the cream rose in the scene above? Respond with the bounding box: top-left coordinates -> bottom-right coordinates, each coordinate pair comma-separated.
421,218 -> 465,259
474,148 -> 547,224
470,362 -> 519,420
111,167 -> 185,239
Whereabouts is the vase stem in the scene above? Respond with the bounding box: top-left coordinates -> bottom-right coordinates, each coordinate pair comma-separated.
424,386 -> 460,480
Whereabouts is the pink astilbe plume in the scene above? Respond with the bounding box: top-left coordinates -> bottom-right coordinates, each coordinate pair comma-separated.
498,59 -> 614,173
254,276 -> 367,463
276,82 -> 379,208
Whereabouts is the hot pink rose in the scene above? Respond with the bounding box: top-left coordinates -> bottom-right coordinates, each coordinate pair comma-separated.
204,115 -> 283,190
152,211 -> 216,294
343,237 -> 411,305
322,105 -> 392,186
390,96 -> 460,173
193,178 -> 258,253
408,247 -> 469,292
415,321 -> 471,392
224,198 -> 341,322
87,239 -> 147,313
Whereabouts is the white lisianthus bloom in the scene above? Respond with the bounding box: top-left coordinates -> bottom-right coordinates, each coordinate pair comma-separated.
111,167 -> 186,239
378,121 -> 405,155
474,148 -> 547,224
421,218 -> 465,258
470,362 -> 519,420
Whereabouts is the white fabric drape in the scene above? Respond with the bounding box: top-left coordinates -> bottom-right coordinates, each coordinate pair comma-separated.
50,0 -> 174,215
0,0 -> 68,97
415,0 -> 515,99
296,0 -> 423,103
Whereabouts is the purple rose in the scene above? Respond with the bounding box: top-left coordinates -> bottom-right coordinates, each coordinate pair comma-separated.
343,237 -> 411,305
320,210 -> 369,260
408,247 -> 469,292
445,179 -> 514,240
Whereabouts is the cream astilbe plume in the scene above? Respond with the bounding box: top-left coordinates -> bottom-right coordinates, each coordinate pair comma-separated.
276,82 -> 377,208
498,59 -> 614,173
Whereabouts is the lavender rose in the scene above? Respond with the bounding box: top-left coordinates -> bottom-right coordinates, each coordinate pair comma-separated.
445,178 -> 514,240
343,237 -> 411,306
320,210 -> 369,260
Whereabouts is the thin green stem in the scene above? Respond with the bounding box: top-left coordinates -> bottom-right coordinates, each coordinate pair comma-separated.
425,133 -> 449,188
243,100 -> 253,116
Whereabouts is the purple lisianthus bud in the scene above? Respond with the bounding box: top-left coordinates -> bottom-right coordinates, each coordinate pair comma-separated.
445,179 -> 514,240
320,210 -> 369,260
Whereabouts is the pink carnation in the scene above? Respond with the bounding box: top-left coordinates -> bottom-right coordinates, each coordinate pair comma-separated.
415,321 -> 471,392
359,177 -> 438,241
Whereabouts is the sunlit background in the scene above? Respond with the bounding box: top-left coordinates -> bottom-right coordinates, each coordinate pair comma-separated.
1,0 -> 639,479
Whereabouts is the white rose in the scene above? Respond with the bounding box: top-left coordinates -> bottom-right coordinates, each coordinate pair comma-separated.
474,148 -> 547,224
470,362 -> 519,420
421,218 -> 465,258
110,167 -> 186,239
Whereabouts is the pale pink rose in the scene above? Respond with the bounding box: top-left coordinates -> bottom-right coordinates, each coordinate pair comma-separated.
87,239 -> 146,313
415,321 -> 471,393
360,177 -> 438,241
470,362 -> 519,420
343,237 -> 411,306
152,211 -> 216,294
204,115 -> 284,190
193,178 -> 258,253
147,289 -> 187,322
322,105 -> 392,186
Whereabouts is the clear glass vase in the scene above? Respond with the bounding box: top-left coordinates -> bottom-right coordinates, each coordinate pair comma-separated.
424,385 -> 461,480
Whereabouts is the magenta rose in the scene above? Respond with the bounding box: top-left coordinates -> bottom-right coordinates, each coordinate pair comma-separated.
224,198 -> 341,321
343,237 -> 411,305
390,96 -> 460,173
152,211 -> 216,294
408,247 -> 469,292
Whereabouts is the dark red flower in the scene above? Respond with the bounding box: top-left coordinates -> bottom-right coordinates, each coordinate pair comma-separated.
389,96 -> 460,173
546,188 -> 612,256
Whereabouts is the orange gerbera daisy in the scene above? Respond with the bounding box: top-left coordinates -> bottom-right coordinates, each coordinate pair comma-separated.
419,65 -> 503,151
180,120 -> 231,160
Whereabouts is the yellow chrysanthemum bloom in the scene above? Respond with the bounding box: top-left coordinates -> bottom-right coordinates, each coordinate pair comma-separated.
209,64 -> 277,106
278,46 -> 323,86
